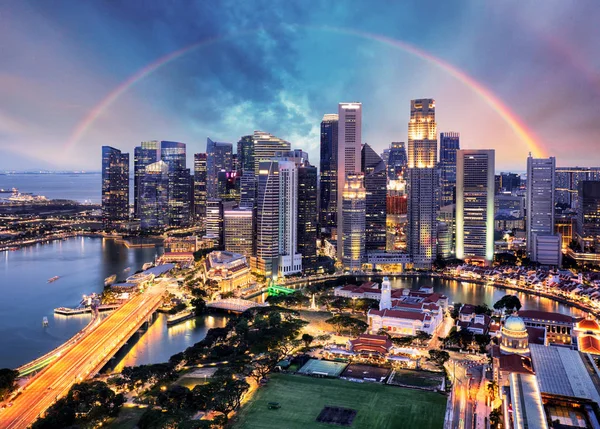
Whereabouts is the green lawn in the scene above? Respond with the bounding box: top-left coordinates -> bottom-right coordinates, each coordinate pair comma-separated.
106,406 -> 146,429
232,374 -> 447,429
389,369 -> 445,389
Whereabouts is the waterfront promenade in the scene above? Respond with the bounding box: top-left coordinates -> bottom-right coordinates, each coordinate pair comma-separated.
0,284 -> 166,429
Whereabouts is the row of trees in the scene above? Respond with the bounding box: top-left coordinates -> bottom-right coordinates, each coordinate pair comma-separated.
0,368 -> 18,401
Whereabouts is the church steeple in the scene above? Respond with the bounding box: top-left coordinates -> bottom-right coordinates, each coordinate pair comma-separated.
379,277 -> 392,311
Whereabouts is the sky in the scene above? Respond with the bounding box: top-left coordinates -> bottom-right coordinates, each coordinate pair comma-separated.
0,0 -> 599,172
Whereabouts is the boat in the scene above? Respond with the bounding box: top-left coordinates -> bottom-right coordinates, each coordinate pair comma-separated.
104,274 -> 117,287
42,317 -> 49,327
123,267 -> 131,273
48,276 -> 60,283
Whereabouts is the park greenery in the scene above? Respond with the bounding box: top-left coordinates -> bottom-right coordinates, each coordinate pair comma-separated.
0,368 -> 18,401
325,314 -> 369,336
31,381 -> 124,429
493,295 -> 522,314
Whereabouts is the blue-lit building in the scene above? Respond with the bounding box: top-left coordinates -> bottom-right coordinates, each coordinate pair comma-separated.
140,160 -> 170,230
101,146 -> 129,229
206,138 -> 233,199
386,141 -> 407,181
319,114 -> 339,232
133,141 -> 159,217
439,132 -> 460,207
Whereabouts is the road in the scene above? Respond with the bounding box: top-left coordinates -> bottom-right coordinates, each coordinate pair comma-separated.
0,283 -> 166,429
446,356 -> 485,429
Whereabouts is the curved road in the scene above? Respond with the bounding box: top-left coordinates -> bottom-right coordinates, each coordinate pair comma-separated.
0,284 -> 166,429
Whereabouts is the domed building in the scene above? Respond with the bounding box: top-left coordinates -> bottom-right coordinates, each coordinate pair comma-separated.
500,315 -> 530,355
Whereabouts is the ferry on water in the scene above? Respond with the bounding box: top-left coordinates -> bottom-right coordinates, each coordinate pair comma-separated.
47,276 -> 60,283
42,317 -> 49,326
104,274 -> 117,287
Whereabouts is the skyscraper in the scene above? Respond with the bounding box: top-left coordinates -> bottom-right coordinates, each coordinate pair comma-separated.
239,170 -> 257,209
257,160 -> 280,278
101,146 -> 129,228
277,160 -> 302,277
342,172 -> 366,272
206,199 -> 224,247
133,141 -> 159,217
439,132 -> 460,206
160,141 -> 191,227
577,181 -> 600,252
251,131 -> 291,175
140,160 -> 169,230
206,138 -> 233,199
387,141 -> 408,181
237,135 -> 255,173
407,99 -> 438,268
193,153 -> 208,224
456,149 -> 495,264
526,156 -> 556,257
337,102 -> 362,261
224,208 -> 254,257
319,114 -> 339,232
297,164 -> 318,269
362,143 -> 387,251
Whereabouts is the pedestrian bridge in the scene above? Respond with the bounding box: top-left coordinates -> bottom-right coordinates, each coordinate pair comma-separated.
206,298 -> 268,313
267,284 -> 296,296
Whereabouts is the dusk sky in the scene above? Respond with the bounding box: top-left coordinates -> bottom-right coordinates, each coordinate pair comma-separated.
1,1 -> 599,171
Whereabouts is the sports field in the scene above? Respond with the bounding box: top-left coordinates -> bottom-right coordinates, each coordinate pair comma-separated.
298,358 -> 348,377
232,374 -> 447,429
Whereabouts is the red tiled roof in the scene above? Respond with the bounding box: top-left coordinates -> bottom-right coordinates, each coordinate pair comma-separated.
498,354 -> 534,374
349,334 -> 393,354
369,309 -> 428,321
577,319 -> 600,332
579,336 -> 600,354
518,310 -> 573,324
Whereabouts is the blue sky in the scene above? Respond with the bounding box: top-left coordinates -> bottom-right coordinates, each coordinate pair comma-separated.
0,0 -> 599,171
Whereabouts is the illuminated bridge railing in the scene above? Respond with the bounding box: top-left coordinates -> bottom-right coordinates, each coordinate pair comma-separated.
206,298 -> 269,313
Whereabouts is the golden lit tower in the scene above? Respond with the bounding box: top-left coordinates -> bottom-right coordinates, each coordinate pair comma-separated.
342,172 -> 366,272
407,99 -> 438,268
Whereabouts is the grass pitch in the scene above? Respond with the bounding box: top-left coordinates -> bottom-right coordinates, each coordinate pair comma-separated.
232,374 -> 447,429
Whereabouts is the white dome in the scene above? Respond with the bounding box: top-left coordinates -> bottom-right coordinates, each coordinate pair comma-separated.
504,315 -> 526,332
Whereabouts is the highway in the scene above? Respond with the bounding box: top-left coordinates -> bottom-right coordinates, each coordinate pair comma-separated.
0,283 -> 166,429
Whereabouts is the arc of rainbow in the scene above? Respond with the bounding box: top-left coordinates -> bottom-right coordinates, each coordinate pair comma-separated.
65,26 -> 545,157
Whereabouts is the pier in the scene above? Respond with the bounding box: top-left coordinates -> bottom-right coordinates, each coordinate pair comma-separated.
54,304 -> 120,315
166,310 -> 195,326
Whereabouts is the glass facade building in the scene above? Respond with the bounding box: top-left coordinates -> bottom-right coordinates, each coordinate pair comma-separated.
319,114 -> 339,232
439,132 -> 460,207
342,172 -> 366,272
133,141 -> 159,217
362,143 -> 387,251
101,146 -> 129,228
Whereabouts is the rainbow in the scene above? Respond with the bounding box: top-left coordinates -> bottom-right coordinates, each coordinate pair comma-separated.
65,26 -> 545,157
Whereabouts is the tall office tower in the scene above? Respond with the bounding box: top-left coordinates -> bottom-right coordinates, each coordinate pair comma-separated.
387,141 -> 408,181
217,170 -> 240,202
362,143 -> 387,251
342,172 -> 366,272
497,172 -> 521,194
381,148 -> 390,166
159,141 -> 191,227
133,141 -> 159,217
439,132 -> 460,206
251,131 -> 291,174
140,160 -> 170,230
319,114 -> 339,232
297,164 -> 318,270
224,208 -> 254,257
407,99 -> 438,268
337,103 -> 362,261
239,170 -> 257,209
237,135 -> 255,173
257,161 -> 280,277
555,167 -> 600,209
277,160 -> 302,277
206,199 -> 224,247
101,146 -> 130,228
206,138 -> 233,198
526,156 -> 556,256
193,153 -> 208,224
456,149 -> 495,264
231,154 -> 239,172
577,181 -> 600,252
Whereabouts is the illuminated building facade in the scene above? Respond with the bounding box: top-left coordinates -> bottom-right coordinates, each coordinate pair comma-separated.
319,114 -> 339,232
205,199 -> 224,247
193,153 -> 207,225
555,167 -> 600,209
439,132 -> 460,207
362,143 -> 387,251
297,164 -> 318,269
206,137 -> 233,199
577,181 -> 600,252
160,141 -> 192,227
387,141 -> 408,181
251,131 -> 290,175
224,208 -> 254,257
140,160 -> 169,230
237,135 -> 254,173
133,140 -> 159,217
101,145 -> 129,228
456,149 -> 495,264
526,156 -> 556,258
342,172 -> 366,272
407,99 -> 437,268
337,102 -> 362,261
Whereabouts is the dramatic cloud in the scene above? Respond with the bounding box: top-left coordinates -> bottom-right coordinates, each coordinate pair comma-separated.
0,0 -> 598,171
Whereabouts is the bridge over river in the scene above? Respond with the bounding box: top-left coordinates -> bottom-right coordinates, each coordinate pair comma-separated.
0,283 -> 166,429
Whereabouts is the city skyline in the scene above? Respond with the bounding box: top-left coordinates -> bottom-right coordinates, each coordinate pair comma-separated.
2,2 -> 600,171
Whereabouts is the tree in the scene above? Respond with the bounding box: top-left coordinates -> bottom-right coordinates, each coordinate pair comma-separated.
428,349 -> 450,366
301,333 -> 314,348
391,336 -> 415,347
325,315 -> 368,336
473,304 -> 492,316
493,295 -> 522,313
489,407 -> 502,428
191,297 -> 207,316
487,380 -> 498,403
415,330 -> 432,345
0,368 -> 18,401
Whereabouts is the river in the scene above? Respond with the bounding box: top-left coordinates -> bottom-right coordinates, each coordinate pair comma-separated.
0,237 -> 228,370
0,237 -> 586,369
